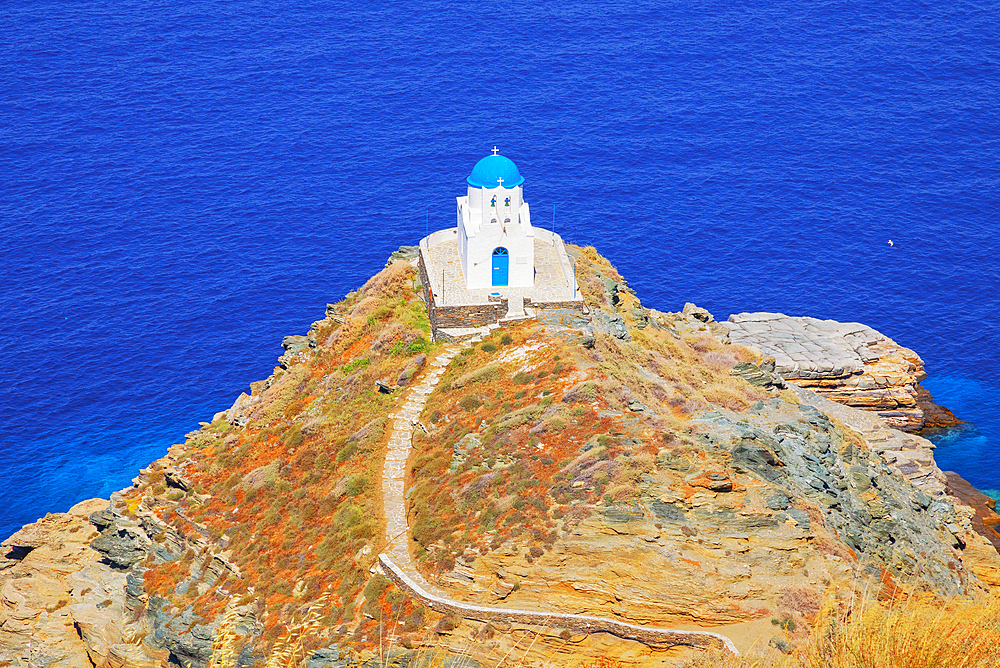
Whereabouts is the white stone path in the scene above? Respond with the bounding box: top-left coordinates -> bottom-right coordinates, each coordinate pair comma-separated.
378,343 -> 739,656
382,343 -> 464,595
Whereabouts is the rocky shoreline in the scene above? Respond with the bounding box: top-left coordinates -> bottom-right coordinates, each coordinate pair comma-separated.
723,312 -> 960,433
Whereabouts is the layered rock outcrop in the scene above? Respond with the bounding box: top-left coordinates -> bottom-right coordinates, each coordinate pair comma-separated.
0,499 -> 165,668
425,391 -> 995,627
723,313 -> 958,432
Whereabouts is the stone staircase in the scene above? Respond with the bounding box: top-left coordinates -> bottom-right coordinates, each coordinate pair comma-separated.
382,342 -> 466,594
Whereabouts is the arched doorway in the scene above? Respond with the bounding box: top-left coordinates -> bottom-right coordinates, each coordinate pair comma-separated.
491,247 -> 509,286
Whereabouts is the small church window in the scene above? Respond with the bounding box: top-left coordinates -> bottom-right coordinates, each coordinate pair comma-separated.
491,196 -> 496,207
505,197 -> 510,207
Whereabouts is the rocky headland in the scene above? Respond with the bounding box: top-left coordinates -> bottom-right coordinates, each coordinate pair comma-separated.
723,313 -> 960,432
2,246 -> 997,668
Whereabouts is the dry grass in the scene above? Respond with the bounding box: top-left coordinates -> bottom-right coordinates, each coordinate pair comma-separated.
690,587 -> 1000,668
208,601 -> 244,668
263,591 -> 332,668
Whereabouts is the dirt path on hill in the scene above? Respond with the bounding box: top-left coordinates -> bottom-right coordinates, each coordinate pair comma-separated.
378,342 -> 739,656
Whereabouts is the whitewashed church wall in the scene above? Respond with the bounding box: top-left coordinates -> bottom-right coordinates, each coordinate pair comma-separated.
458,217 -> 469,277
464,221 -> 535,289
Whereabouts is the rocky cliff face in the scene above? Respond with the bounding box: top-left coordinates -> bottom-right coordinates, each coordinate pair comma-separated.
2,246 -> 995,668
722,313 -> 959,432
0,499 -> 169,668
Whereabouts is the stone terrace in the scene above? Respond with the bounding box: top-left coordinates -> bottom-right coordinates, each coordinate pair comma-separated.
421,228 -> 582,319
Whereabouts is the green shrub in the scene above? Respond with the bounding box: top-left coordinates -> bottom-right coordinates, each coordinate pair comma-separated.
336,441 -> 357,462
563,381 -> 597,403
459,394 -> 482,412
283,425 -> 304,449
771,615 -> 797,632
345,475 -> 369,497
333,503 -> 362,528
340,357 -> 370,373
481,342 -> 497,353
513,372 -> 533,385
314,451 -> 330,471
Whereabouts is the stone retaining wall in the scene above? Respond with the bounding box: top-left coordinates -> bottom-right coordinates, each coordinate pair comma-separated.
417,245 -> 433,307
417,235 -> 585,334
432,303 -> 504,329
378,553 -> 738,655
525,298 -> 587,312
419,249 -> 503,333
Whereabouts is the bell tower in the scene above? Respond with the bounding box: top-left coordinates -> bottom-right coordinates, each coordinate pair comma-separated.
456,148 -> 534,290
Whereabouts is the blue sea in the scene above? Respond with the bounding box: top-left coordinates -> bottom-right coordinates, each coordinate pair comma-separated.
2,0 -> 998,540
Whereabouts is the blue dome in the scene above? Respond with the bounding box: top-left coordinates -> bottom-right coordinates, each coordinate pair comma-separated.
467,154 -> 525,188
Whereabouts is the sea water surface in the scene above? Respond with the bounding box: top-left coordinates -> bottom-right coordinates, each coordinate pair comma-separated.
1,0 -> 998,539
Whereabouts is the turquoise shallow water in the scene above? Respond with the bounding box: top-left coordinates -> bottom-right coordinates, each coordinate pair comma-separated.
1,0 -> 998,539
922,376 -> 1000,501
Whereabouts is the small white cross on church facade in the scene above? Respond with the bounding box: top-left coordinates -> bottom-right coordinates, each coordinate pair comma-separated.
496,176 -> 504,187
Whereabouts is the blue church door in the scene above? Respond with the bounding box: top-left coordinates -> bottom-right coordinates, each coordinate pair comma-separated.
491,247 -> 509,286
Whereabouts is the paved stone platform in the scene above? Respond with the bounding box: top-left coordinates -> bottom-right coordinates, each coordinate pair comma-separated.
425,234 -> 580,310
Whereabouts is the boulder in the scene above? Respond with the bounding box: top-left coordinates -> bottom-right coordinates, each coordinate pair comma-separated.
731,361 -> 787,390
165,467 -> 193,491
682,302 -> 714,323
396,354 -> 426,387
769,636 -> 794,654
89,506 -> 117,532
90,518 -> 152,570
389,245 -> 420,262
281,335 -> 311,354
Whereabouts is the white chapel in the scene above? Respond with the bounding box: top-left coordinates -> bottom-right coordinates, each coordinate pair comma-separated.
416,149 -> 582,335
456,148 -> 535,289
